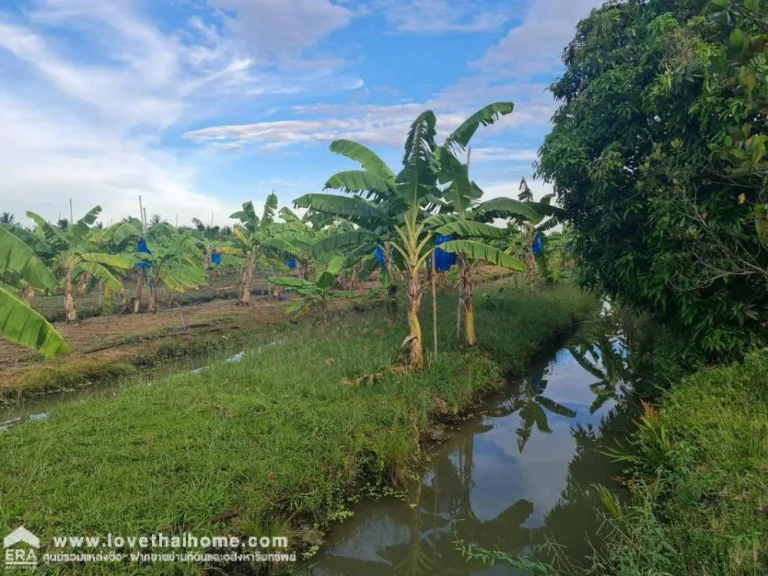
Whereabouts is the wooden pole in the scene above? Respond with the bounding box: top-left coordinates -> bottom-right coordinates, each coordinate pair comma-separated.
432,248 -> 438,358
456,260 -> 463,343
138,196 -> 146,235
69,198 -> 73,224
455,147 -> 471,343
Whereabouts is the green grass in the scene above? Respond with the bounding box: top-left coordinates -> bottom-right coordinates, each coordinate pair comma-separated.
590,349 -> 768,576
0,282 -> 596,575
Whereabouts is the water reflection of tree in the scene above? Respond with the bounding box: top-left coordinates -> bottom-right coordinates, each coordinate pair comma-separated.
352,364 -> 579,574
310,317 -> 649,575
493,367 -> 577,453
537,400 -> 641,569
314,427 -> 546,575
537,317 -> 648,568
384,430 -> 545,575
568,318 -> 637,414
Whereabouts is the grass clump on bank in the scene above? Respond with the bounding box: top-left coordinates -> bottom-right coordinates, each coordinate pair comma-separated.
0,283 -> 596,575
592,350 -> 768,575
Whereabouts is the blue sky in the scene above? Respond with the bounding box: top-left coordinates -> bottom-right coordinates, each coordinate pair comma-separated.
0,0 -> 603,226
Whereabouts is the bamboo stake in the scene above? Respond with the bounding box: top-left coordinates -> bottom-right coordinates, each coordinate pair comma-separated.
432,248 -> 438,358
456,259 -> 463,342
138,196 -> 146,234
455,147 -> 471,343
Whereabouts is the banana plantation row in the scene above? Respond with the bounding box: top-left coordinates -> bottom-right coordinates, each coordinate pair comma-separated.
0,102 -> 571,368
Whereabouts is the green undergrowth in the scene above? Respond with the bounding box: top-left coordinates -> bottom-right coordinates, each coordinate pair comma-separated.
0,282 -> 596,575
0,301 -> 381,403
589,349 -> 768,576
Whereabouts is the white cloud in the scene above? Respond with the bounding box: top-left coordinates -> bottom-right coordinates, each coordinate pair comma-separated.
472,0 -> 604,77
180,0 -> 595,160
471,147 -> 539,163
184,93 -> 551,152
0,0 -> 362,226
184,102 -> 426,149
0,0 -> 239,131
0,92 -> 239,228
365,0 -> 517,33
206,0 -> 353,59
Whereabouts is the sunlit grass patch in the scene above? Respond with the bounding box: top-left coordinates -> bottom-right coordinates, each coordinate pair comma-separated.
0,282 -> 596,575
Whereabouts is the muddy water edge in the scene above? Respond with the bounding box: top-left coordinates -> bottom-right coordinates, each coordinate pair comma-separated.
302,310 -> 647,575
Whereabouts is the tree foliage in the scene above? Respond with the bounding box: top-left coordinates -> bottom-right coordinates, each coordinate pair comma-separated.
536,0 -> 768,363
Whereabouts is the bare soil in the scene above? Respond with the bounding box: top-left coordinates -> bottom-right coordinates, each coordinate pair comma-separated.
0,266 -> 515,396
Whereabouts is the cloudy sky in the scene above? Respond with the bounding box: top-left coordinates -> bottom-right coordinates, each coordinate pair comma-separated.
0,0 -> 603,227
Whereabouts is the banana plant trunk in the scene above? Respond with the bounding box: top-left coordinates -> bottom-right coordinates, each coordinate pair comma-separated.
21,286 -> 35,300
64,269 -> 77,322
240,256 -> 254,304
526,250 -> 536,287
148,276 -> 159,313
133,271 -> 144,313
77,272 -> 90,295
205,250 -> 217,284
461,262 -> 477,347
406,268 -> 425,369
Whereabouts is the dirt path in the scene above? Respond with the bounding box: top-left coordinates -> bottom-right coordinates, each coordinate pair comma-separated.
0,266 -> 516,398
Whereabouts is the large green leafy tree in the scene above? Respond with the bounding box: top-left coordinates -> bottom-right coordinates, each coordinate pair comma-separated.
536,0 -> 768,364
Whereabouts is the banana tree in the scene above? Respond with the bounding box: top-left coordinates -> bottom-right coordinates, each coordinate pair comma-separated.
295,111 -> 440,367
136,231 -> 208,313
25,207 -> 133,322
261,207 -> 321,281
393,101 -> 539,348
90,219 -> 153,312
268,255 -> 355,324
296,103 -> 524,367
547,225 -> 575,271
191,218 -> 232,283
0,227 -> 67,356
229,194 -> 278,304
430,134 -> 542,346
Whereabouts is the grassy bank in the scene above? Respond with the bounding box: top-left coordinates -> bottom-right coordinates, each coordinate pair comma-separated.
0,266 -> 518,402
0,283 -> 595,575
591,350 -> 768,575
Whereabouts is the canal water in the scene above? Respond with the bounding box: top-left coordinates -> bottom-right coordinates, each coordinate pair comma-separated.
302,313 -> 642,575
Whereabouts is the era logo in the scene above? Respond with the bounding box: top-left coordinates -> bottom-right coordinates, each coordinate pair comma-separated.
5,548 -> 38,567
4,527 -> 40,569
